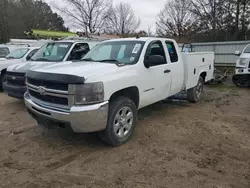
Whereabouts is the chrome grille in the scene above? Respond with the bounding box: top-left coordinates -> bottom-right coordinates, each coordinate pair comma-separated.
26,79 -> 74,108
29,89 -> 68,106
27,78 -> 68,91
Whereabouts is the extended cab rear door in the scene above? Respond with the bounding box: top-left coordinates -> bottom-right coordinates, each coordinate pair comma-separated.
140,40 -> 171,107
163,40 -> 184,96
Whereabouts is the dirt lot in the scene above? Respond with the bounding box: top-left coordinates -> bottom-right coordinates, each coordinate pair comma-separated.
0,85 -> 249,188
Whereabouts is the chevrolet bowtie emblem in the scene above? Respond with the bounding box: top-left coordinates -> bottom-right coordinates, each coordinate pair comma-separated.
12,76 -> 16,80
38,86 -> 46,95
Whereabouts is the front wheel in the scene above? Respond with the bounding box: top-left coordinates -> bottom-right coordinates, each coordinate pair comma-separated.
0,73 -> 6,91
98,96 -> 137,147
187,76 -> 204,103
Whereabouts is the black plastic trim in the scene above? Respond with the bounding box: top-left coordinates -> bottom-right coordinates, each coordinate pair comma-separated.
3,82 -> 26,99
26,71 -> 86,84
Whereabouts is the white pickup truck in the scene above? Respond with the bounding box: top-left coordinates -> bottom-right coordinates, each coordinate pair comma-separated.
0,47 -> 40,90
3,40 -> 100,99
233,44 -> 250,87
24,37 -> 214,146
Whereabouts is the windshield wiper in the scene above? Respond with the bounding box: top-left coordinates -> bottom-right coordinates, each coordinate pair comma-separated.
82,58 -> 94,61
100,59 -> 119,62
33,58 -> 50,62
100,59 -> 126,67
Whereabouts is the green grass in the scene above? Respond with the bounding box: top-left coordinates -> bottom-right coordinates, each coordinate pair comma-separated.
32,29 -> 76,37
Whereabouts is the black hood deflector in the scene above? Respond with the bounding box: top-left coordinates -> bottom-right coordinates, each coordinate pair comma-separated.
26,70 -> 86,84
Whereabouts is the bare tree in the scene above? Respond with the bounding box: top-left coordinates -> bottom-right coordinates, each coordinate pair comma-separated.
53,0 -> 112,34
156,0 -> 194,41
147,25 -> 153,37
105,3 -> 140,36
190,0 -> 226,40
0,0 -> 10,43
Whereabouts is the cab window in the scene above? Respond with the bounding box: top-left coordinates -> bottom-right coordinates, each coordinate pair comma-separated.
243,45 -> 250,53
68,43 -> 90,61
165,41 -> 178,63
0,47 -> 9,58
26,49 -> 39,60
144,41 -> 166,66
6,48 -> 29,59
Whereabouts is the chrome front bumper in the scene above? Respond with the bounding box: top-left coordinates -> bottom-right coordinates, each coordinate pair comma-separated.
24,92 -> 109,133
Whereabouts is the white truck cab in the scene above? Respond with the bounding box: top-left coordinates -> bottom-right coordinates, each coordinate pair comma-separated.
233,44 -> 250,87
24,37 -> 214,146
0,47 -> 40,90
3,40 -> 101,99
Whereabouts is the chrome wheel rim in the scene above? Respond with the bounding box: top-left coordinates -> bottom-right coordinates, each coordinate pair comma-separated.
196,80 -> 203,99
113,106 -> 133,138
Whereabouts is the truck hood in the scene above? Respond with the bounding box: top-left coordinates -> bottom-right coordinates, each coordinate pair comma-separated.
7,61 -> 58,73
0,58 -> 7,61
32,61 -> 118,79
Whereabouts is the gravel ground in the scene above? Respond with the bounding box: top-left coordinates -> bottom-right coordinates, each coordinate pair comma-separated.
0,86 -> 249,188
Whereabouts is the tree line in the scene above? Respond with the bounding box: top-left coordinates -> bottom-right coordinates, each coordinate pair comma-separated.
156,0 -> 250,42
0,0 -> 67,43
1,0 -> 250,43
53,0 -> 141,37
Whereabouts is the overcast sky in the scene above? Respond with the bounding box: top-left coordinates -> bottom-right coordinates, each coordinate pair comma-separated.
44,0 -> 168,32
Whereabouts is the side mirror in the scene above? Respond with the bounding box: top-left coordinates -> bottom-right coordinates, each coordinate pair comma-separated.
235,50 -> 241,56
144,55 -> 166,68
26,56 -> 31,60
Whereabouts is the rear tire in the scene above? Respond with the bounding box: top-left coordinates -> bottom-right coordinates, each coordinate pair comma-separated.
98,96 -> 137,147
0,73 -> 6,91
187,76 -> 204,103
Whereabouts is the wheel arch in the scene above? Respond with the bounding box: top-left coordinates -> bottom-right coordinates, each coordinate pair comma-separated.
1,68 -> 7,76
109,86 -> 140,109
199,71 -> 207,81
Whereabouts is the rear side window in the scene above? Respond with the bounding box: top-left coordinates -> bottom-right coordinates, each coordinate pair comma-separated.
165,41 -> 178,63
0,47 -> 10,58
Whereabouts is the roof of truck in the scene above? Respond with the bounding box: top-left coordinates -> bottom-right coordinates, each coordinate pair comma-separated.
106,37 -> 176,42
52,40 -> 98,43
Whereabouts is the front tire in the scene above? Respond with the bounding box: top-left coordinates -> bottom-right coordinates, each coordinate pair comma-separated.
0,73 -> 6,91
232,74 -> 250,87
98,96 -> 137,147
187,76 -> 204,103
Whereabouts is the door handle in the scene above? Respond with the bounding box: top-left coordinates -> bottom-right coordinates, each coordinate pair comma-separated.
164,69 -> 171,73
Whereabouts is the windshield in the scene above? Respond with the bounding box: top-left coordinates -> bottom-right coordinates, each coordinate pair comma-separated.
6,48 -> 29,59
31,42 -> 72,62
0,47 -> 9,58
243,45 -> 250,53
82,41 -> 145,65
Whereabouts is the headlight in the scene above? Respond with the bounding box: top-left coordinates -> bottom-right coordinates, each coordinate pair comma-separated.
73,82 -> 104,105
239,58 -> 248,66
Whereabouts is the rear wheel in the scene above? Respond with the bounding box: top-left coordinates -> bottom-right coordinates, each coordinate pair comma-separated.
187,76 -> 204,103
98,96 -> 137,147
0,73 -> 6,91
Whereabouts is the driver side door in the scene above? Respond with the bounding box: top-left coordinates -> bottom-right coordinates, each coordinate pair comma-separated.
140,40 -> 172,108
